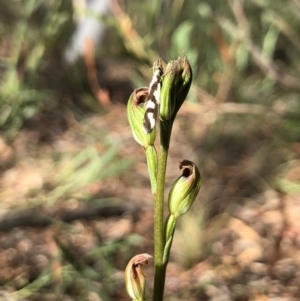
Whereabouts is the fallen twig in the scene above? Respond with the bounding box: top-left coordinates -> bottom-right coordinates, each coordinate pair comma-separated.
0,200 -> 138,231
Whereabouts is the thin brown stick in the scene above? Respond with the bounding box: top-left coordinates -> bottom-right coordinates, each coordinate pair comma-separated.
83,37 -> 111,107
0,202 -> 138,231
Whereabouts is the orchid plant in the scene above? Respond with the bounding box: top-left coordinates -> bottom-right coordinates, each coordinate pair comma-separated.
125,56 -> 201,301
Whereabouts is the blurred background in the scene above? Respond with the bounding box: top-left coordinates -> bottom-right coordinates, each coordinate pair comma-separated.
1,0 -> 300,300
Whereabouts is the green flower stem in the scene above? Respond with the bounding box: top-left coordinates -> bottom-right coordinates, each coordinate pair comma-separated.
152,121 -> 173,301
163,214 -> 177,264
145,146 -> 158,194
160,121 -> 173,150
152,147 -> 167,301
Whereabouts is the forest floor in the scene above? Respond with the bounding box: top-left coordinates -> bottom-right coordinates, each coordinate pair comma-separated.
1,99 -> 300,301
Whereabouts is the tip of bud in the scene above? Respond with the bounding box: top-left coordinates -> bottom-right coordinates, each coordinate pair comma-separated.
179,159 -> 193,178
160,56 -> 193,123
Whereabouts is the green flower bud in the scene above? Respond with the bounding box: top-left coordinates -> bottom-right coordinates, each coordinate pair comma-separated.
160,55 -> 193,122
159,58 -> 183,121
125,253 -> 152,301
127,87 -> 156,147
173,55 -> 193,118
168,160 -> 201,217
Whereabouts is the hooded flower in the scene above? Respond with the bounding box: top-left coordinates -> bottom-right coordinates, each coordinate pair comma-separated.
125,253 -> 152,301
127,87 -> 156,147
168,160 -> 201,217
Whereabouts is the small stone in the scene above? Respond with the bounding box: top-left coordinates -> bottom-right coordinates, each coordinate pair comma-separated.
0,290 -> 17,301
17,239 -> 32,254
260,190 -> 280,210
287,285 -> 299,296
268,279 -> 285,295
261,210 -> 283,238
237,207 -> 259,223
0,136 -> 13,164
205,284 -> 218,297
250,262 -> 268,276
34,254 -> 48,269
88,291 -> 103,301
231,284 -> 247,299
228,218 -> 261,242
273,258 -> 297,282
221,255 -> 236,265
198,270 -> 216,287
249,276 -> 269,294
233,238 -> 263,267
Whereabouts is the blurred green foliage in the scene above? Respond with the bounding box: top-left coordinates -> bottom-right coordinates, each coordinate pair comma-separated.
1,0 -> 300,137
123,0 -> 300,99
47,143 -> 133,204
0,0 -> 72,136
